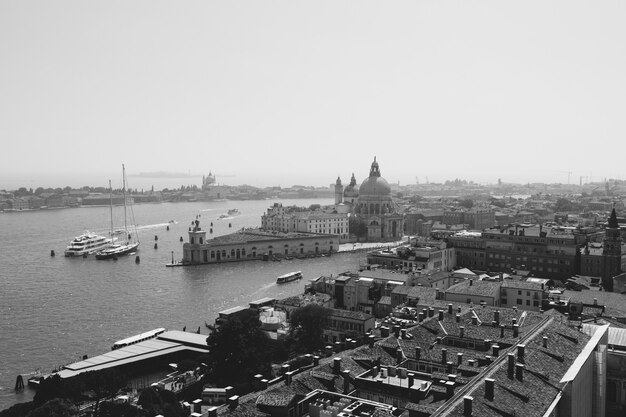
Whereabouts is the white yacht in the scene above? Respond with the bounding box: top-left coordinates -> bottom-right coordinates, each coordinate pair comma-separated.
64,232 -> 113,257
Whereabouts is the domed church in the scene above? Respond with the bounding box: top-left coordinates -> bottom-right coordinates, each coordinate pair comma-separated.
335,157 -> 404,242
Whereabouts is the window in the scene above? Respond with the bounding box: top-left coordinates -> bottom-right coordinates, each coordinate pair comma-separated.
517,299 -> 522,305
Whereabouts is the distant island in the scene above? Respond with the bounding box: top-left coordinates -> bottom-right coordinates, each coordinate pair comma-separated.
130,171 -> 203,178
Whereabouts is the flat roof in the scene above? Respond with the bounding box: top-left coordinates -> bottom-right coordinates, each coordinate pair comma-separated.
57,331 -> 210,379
219,306 -> 248,316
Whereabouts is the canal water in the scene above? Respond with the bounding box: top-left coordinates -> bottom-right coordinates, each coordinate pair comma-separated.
0,198 -> 366,410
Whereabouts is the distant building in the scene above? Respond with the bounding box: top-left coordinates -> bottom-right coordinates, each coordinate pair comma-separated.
335,157 -> 404,242
261,203 -> 349,242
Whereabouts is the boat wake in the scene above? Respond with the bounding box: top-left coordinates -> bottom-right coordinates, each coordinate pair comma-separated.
133,222 -> 173,231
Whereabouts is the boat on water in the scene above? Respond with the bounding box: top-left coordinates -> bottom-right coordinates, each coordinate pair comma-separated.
227,208 -> 239,216
111,328 -> 166,350
276,271 -> 302,284
96,165 -> 141,260
64,232 -> 113,257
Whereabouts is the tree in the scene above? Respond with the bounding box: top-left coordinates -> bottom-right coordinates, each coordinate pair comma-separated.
289,304 -> 331,353
137,387 -> 187,417
83,369 -> 127,417
27,398 -> 78,417
205,309 -> 272,385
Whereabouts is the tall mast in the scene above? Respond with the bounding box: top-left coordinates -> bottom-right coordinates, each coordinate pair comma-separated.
109,180 -> 113,235
122,164 -> 128,236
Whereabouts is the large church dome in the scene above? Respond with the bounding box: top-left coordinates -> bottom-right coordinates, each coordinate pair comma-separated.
359,157 -> 391,197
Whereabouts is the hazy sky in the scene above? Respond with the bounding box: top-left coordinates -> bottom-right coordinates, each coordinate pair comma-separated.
1,1 -> 625,189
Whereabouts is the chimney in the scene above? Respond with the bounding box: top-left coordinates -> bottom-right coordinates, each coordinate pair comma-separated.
333,357 -> 342,374
285,371 -> 293,385
507,353 -> 515,379
429,307 -> 435,317
418,312 -> 424,322
208,407 -> 218,417
368,334 -> 375,348
281,364 -> 291,374
446,381 -> 455,398
472,316 -> 478,325
313,355 -> 320,366
396,347 -> 403,364
228,395 -> 239,410
513,324 -> 519,338
439,310 -> 444,321
393,325 -> 400,338
491,320 -> 497,327
492,345 -> 500,357
543,336 -> 548,348
464,396 -> 473,416
515,363 -> 524,381
193,399 -> 202,413
441,348 -> 447,364
415,346 -> 422,360
400,328 -> 407,339
500,324 -> 505,338
494,310 -> 500,324
342,369 -> 350,394
517,345 -> 525,364
460,326 -> 465,338
456,314 -> 460,323
468,359 -> 476,367
457,352 -> 463,365
448,304 -> 453,314
380,326 -> 389,337
408,373 -> 415,387
485,378 -> 495,401
512,317 -> 517,325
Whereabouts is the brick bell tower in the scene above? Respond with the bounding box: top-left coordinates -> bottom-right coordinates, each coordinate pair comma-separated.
602,207 -> 622,291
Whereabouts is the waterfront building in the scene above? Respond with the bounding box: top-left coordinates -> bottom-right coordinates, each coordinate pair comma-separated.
335,157 -> 404,242
182,219 -> 339,264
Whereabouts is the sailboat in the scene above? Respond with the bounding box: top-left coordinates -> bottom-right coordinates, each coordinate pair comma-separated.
95,165 -> 140,260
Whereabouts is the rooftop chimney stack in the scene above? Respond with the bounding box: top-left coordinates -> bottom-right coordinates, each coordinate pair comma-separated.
333,357 -> 342,374
460,326 -> 465,338
456,314 -> 460,323
464,396 -> 473,416
368,334 -> 375,348
448,304 -> 453,314
494,310 -> 500,324
507,353 -> 515,379
228,395 -> 239,410
543,336 -> 548,349
492,344 -> 500,357
439,310 -> 444,321
485,378 -> 495,401
342,369 -> 351,394
516,363 -> 524,381
415,346 -> 422,360
472,316 -> 478,325
517,345 -> 525,364
457,353 -> 463,365
441,348 -> 447,364
513,324 -> 519,338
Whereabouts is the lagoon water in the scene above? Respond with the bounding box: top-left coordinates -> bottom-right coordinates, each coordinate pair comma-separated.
0,198 -> 365,410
